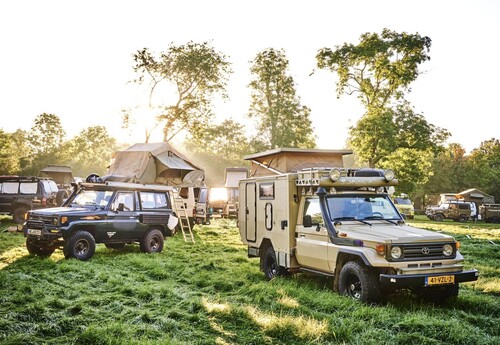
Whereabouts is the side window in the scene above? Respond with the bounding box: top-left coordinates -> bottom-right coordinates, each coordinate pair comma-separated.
304,198 -> 323,224
140,192 -> 169,210
112,192 -> 135,211
20,182 -> 38,194
3,182 -> 20,194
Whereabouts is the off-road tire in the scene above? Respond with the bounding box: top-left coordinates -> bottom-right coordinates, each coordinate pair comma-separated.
63,231 -> 96,261
13,206 -> 29,225
338,261 -> 380,302
105,243 -> 126,250
26,239 -> 55,257
433,213 -> 444,222
459,215 -> 468,223
140,229 -> 164,253
260,246 -> 288,280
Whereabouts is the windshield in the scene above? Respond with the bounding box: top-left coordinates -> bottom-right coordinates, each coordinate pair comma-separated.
394,197 -> 412,205
71,189 -> 114,207
327,194 -> 402,221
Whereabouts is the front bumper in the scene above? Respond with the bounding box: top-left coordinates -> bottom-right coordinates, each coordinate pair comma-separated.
380,269 -> 479,288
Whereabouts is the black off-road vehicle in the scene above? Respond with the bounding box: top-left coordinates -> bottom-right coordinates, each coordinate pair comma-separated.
0,176 -> 59,224
23,180 -> 177,260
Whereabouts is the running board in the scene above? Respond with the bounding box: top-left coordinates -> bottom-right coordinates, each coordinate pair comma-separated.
299,267 -> 335,277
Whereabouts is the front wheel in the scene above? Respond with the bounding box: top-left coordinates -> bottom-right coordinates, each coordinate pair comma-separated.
433,214 -> 444,222
338,261 -> 380,302
26,239 -> 54,257
140,229 -> 164,253
63,231 -> 96,260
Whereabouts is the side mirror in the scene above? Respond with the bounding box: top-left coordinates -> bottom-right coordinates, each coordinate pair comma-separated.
117,203 -> 125,212
303,215 -> 312,228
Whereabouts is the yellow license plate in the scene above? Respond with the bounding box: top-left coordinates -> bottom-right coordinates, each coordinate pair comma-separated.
426,275 -> 455,286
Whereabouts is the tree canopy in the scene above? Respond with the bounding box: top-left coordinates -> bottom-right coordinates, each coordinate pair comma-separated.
316,28 -> 431,108
249,48 -> 316,149
131,41 -> 232,142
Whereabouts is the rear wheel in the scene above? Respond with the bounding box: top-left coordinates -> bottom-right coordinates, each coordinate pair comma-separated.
63,231 -> 96,260
459,215 -> 468,223
338,261 -> 380,302
260,246 -> 288,280
13,206 -> 29,225
26,239 -> 54,257
140,229 -> 164,253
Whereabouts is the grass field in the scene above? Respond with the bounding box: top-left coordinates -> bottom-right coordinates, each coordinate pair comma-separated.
0,215 -> 499,344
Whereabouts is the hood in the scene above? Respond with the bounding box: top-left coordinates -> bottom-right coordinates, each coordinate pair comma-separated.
337,222 -> 453,243
29,206 -> 103,217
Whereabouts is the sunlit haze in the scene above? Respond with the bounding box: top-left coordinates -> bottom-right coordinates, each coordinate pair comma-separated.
1,0 -> 498,153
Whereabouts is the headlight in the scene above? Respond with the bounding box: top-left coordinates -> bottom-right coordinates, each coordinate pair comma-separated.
390,246 -> 403,259
329,168 -> 341,181
384,169 -> 395,181
443,244 -> 453,256
52,218 -> 58,225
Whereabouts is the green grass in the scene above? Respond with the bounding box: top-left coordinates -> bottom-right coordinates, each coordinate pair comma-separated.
0,215 -> 499,344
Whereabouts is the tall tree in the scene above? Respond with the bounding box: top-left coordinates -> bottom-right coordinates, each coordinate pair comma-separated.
130,41 -> 231,142
0,129 -> 19,174
63,126 -> 120,177
348,101 -> 450,167
249,48 -> 316,149
27,113 -> 66,156
466,138 -> 500,201
316,28 -> 431,108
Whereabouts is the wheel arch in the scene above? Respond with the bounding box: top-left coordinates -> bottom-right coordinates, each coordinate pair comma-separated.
333,250 -> 372,292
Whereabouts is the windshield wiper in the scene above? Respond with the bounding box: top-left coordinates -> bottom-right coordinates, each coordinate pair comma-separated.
363,216 -> 399,225
333,217 -> 372,225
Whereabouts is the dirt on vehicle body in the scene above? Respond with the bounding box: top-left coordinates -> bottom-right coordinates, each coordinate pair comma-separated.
238,161 -> 479,303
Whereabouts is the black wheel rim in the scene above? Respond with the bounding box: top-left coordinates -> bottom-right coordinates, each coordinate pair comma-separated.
346,274 -> 362,299
267,256 -> 277,277
75,239 -> 89,256
150,236 -> 160,251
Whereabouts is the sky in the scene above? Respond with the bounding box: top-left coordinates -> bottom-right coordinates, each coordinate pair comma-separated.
1,0 -> 499,153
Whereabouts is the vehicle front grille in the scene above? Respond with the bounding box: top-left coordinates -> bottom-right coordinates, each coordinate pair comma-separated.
26,220 -> 45,230
28,216 -> 54,226
390,242 -> 456,261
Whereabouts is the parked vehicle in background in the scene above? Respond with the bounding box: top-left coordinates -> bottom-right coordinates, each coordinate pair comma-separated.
425,201 -> 473,222
0,176 -> 58,224
24,180 -> 177,260
392,194 -> 415,219
479,203 -> 500,223
209,187 -> 228,218
38,164 -> 74,205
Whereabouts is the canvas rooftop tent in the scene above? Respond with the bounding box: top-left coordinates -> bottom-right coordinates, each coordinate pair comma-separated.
244,148 -> 353,177
106,143 -> 205,187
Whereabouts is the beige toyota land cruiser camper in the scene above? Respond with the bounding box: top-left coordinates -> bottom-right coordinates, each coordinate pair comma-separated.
238,149 -> 479,302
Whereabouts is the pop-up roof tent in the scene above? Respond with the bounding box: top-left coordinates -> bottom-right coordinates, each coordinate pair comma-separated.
106,142 -> 205,187
244,148 -> 353,177
39,165 -> 73,187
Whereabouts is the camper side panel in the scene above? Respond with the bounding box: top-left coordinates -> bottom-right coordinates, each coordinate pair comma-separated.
238,175 -> 298,269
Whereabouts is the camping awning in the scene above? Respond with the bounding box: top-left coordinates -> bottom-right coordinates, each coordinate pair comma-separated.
155,152 -> 196,171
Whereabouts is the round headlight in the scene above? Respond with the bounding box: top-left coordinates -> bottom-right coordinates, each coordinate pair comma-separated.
443,244 -> 453,256
329,168 -> 341,182
52,218 -> 58,225
390,246 -> 402,259
384,169 -> 395,181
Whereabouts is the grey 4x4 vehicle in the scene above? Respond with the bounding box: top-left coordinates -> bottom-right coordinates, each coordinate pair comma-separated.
0,176 -> 59,224
426,202 -> 472,222
24,180 -> 176,260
